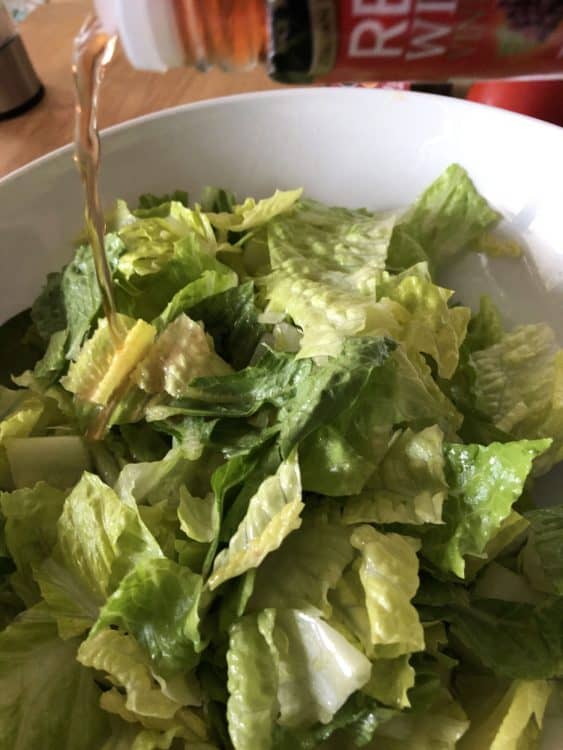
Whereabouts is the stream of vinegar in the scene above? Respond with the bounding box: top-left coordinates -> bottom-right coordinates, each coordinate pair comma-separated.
72,14 -> 120,343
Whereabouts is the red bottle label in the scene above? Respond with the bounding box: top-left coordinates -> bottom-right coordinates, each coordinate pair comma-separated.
318,0 -> 563,81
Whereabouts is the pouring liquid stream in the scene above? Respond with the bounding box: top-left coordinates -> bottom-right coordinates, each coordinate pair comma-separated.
72,15 -> 120,344
73,15 -> 121,439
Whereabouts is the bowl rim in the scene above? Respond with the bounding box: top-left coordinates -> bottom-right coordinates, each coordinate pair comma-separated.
2,86 -> 562,186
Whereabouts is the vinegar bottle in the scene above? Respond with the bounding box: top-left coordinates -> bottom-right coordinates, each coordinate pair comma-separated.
93,0 -> 563,82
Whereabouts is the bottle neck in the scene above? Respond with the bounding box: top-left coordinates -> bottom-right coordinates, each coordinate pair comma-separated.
173,0 -> 267,72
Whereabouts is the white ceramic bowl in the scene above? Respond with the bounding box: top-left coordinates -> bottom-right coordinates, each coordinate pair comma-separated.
0,88 -> 562,746
1,89 -> 562,336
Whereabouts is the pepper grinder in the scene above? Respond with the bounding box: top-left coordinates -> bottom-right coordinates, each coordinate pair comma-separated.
0,0 -> 43,120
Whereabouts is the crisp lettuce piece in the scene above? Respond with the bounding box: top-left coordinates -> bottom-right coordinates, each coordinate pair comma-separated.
151,349 -> 312,421
0,604 -> 110,750
362,656 -> 415,710
31,235 -> 125,359
464,295 -> 505,353
472,562 -> 541,605
117,201 -> 217,278
328,560 -> 374,656
178,488 -> 219,544
100,720 -> 210,750
263,260 -> 403,360
0,482 -> 65,606
378,263 -> 470,378
279,337 -> 396,458
274,693 -> 395,750
35,472 -> 162,637
5,435 -> 90,490
267,198 -> 394,274
99,702 -> 213,749
115,446 -> 210,506
458,678 -> 552,750
470,323 -> 563,473
137,190 -> 189,209
152,251 -> 238,331
207,189 -> 302,233
422,439 -> 550,578
258,608 -> 371,730
387,164 -> 500,272
260,200 -> 400,359
446,598 -> 563,679
78,629 -> 186,720
0,387 -> 46,488
464,510 -> 529,579
133,314 -> 231,398
370,689 -> 469,749
520,505 -> 563,595
91,558 -> 204,676
342,426 -> 446,526
208,452 -> 303,590
32,329 -> 68,387
299,423 -> 381,497
226,614 -> 279,750
187,282 -> 266,370
351,526 -> 424,658
61,314 -> 156,405
249,513 -> 354,616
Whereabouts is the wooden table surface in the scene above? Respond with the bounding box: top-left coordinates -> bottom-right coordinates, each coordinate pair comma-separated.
0,1 -> 286,178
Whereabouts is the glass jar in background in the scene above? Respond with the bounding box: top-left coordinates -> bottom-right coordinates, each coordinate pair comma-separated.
93,0 -> 563,82
0,0 -> 43,120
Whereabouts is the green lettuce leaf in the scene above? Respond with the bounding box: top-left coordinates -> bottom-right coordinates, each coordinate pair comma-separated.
273,693 -> 395,750
226,613 -> 278,750
0,482 -> 65,605
151,348 -> 312,421
117,201 -> 217,278
35,472 -> 162,637
151,251 -> 237,331
351,526 -> 424,658
342,426 -> 446,526
178,488 -> 219,544
387,164 -> 500,272
470,323 -> 563,473
457,678 -> 552,750
520,505 -> 563,595
464,295 -> 505,354
133,314 -> 231,398
187,282 -> 266,370
267,197 -> 394,275
5,435 -> 91,490
377,263 -> 470,378
77,629 -> 188,720
446,598 -> 563,679
207,189 -> 302,233
279,337 -> 396,458
91,557 -> 204,676
263,608 -> 372,728
226,609 -> 373,749
263,262 -> 402,360
422,439 -> 550,578
0,387 -> 46,489
138,190 -> 189,209
208,452 -> 303,590
370,689 -> 469,749
0,604 -> 110,750
249,512 -> 354,616
116,446 -> 211,506
31,235 -> 125,359
362,655 -> 416,710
